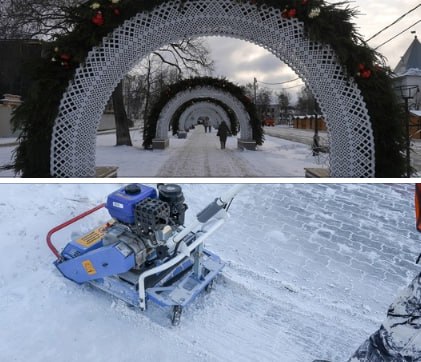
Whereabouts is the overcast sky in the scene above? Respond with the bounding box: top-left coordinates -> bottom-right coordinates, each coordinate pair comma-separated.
202,0 -> 421,98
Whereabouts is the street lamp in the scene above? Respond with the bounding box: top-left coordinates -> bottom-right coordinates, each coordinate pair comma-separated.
396,85 -> 420,177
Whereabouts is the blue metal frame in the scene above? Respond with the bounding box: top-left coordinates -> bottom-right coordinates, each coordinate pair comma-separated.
56,243 -> 136,284
85,249 -> 224,309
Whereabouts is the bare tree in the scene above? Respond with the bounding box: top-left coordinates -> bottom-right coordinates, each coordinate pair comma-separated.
241,83 -> 255,100
277,91 -> 290,112
295,87 -> 316,115
107,37 -> 214,147
154,38 -> 214,77
242,82 -> 272,114
277,90 -> 291,122
124,39 -> 214,145
0,1 -> 214,146
0,0 -> 79,39
256,88 -> 272,120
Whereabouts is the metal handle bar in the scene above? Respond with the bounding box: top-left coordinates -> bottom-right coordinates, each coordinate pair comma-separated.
46,203 -> 105,260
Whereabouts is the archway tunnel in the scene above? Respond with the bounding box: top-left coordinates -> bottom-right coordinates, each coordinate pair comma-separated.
47,0 -> 375,177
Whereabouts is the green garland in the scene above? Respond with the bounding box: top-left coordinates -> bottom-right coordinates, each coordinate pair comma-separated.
144,77 -> 262,147
169,97 -> 239,136
10,0 -> 407,177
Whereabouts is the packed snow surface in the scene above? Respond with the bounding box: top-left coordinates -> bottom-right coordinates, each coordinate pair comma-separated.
0,127 -> 324,177
0,183 -> 420,362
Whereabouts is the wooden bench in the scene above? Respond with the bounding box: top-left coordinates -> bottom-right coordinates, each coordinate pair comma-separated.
237,139 -> 257,150
95,166 -> 118,178
304,168 -> 330,178
152,138 -> 169,149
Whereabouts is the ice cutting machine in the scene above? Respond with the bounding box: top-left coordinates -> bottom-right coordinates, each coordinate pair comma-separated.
47,184 -> 243,325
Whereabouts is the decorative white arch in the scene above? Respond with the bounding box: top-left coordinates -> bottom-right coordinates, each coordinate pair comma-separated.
184,110 -> 223,130
155,87 -> 249,141
179,102 -> 231,131
51,0 -> 374,177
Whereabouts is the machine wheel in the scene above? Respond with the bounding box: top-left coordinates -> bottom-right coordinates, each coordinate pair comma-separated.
171,305 -> 182,326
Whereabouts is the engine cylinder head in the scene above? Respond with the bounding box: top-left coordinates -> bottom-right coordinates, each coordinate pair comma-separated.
135,198 -> 170,236
158,184 -> 187,226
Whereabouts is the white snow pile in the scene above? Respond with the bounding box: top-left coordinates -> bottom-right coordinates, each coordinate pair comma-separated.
0,183 -> 420,362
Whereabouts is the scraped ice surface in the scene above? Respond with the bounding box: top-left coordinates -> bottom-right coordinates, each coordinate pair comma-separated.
0,184 -> 419,361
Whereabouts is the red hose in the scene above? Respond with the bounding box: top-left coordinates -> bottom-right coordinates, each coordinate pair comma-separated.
46,203 -> 105,260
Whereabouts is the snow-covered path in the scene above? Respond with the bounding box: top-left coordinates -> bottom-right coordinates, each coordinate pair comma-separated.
0,128 -> 323,177
4,125 -> 421,177
156,127 -> 259,177
0,184 -> 420,362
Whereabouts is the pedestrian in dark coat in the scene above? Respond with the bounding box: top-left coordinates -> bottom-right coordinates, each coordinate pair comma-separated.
217,121 -> 230,149
203,118 -> 209,133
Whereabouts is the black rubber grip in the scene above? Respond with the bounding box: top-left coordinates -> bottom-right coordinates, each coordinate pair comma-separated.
196,199 -> 223,223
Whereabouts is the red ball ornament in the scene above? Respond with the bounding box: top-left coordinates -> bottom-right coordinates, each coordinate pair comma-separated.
113,8 -> 120,16
92,11 -> 104,26
302,0 -> 309,5
357,63 -> 372,79
361,69 -> 372,79
281,7 -> 297,19
60,53 -> 71,61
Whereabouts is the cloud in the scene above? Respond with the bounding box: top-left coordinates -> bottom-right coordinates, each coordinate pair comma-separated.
353,0 -> 420,67
205,37 -> 300,85
202,0 -> 420,97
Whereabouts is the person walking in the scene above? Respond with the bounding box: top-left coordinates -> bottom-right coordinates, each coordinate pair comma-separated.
202,119 -> 208,133
217,121 -> 230,149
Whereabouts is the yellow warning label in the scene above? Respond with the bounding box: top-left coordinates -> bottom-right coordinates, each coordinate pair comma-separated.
76,222 -> 113,247
82,260 -> 97,275
76,229 -> 103,247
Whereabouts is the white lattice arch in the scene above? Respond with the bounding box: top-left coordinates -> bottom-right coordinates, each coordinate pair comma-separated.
179,102 -> 231,131
156,87 -> 249,140
184,110 -> 224,130
51,0 -> 375,177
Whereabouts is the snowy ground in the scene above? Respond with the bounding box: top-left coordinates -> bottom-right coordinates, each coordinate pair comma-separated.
0,183 -> 420,362
154,127 -> 325,177
0,127 -> 324,177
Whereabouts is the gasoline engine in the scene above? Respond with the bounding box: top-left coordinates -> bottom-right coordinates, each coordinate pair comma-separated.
48,184 -> 243,325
